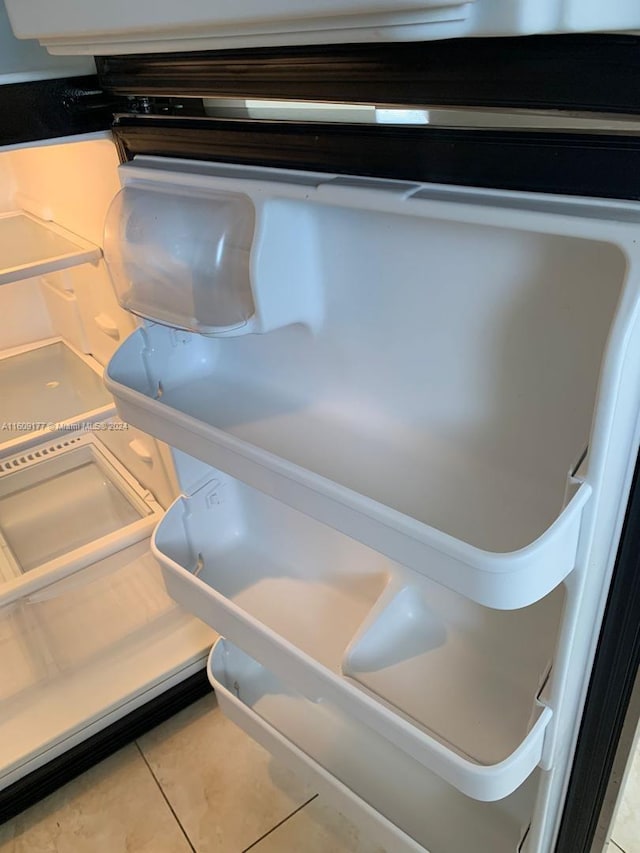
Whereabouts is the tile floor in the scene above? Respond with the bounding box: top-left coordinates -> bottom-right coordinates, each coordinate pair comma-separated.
609,736 -> 640,853
0,690 -> 637,853
0,693 -> 385,853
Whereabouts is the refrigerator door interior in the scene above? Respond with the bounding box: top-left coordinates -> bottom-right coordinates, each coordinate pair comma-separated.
5,0 -> 640,55
101,153 -> 640,850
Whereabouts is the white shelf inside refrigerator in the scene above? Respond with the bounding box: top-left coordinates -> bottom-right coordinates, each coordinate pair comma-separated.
153,471 -> 561,800
0,431 -> 163,590
209,638 -> 538,853
0,338 -> 114,455
0,539 -> 215,789
0,211 -> 100,287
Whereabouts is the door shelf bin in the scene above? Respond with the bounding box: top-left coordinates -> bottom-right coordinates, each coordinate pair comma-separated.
109,323 -> 591,610
209,639 -> 538,853
153,471 -> 561,800
0,432 -> 163,589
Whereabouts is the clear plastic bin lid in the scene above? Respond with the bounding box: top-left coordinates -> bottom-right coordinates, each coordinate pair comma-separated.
104,184 -> 256,335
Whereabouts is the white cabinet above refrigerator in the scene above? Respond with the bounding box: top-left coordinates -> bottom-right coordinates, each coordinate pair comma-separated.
5,0 -> 640,55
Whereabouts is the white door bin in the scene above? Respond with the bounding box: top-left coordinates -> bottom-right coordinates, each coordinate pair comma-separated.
209,638 -> 539,853
153,469 -> 560,800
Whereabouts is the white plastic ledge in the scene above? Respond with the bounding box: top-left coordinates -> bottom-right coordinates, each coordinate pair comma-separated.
0,212 -> 101,287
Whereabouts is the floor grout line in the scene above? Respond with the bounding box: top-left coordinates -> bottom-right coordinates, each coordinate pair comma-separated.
242,795 -> 319,852
134,741 -> 197,853
610,840 -> 627,853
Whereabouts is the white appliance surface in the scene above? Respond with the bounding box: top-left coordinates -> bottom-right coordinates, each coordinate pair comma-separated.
5,0 -> 640,54
102,156 -> 640,851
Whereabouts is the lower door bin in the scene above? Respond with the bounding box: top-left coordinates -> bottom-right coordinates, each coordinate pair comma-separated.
209,638 -> 538,853
155,470 -> 557,800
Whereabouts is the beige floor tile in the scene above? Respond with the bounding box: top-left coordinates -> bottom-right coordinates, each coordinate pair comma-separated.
0,744 -> 191,853
137,693 -> 313,852
249,797 -> 387,853
612,738 -> 640,853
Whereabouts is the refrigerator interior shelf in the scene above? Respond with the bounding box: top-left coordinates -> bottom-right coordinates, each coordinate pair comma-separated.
0,432 -> 163,592
153,471 -> 561,800
0,539 -> 214,789
209,638 -> 538,853
0,211 -> 101,287
112,322 -> 591,610
0,338 -> 114,456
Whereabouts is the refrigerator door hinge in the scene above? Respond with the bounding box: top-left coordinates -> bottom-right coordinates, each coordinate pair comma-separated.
0,75 -> 117,148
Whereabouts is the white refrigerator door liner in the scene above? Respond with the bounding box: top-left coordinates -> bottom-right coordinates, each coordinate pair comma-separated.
8,0 -> 640,54
103,161 -> 640,830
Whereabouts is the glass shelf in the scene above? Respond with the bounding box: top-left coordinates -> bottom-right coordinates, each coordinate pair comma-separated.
0,211 -> 100,286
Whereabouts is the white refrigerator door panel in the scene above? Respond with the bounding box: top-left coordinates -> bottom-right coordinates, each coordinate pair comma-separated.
99,155 -> 640,845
